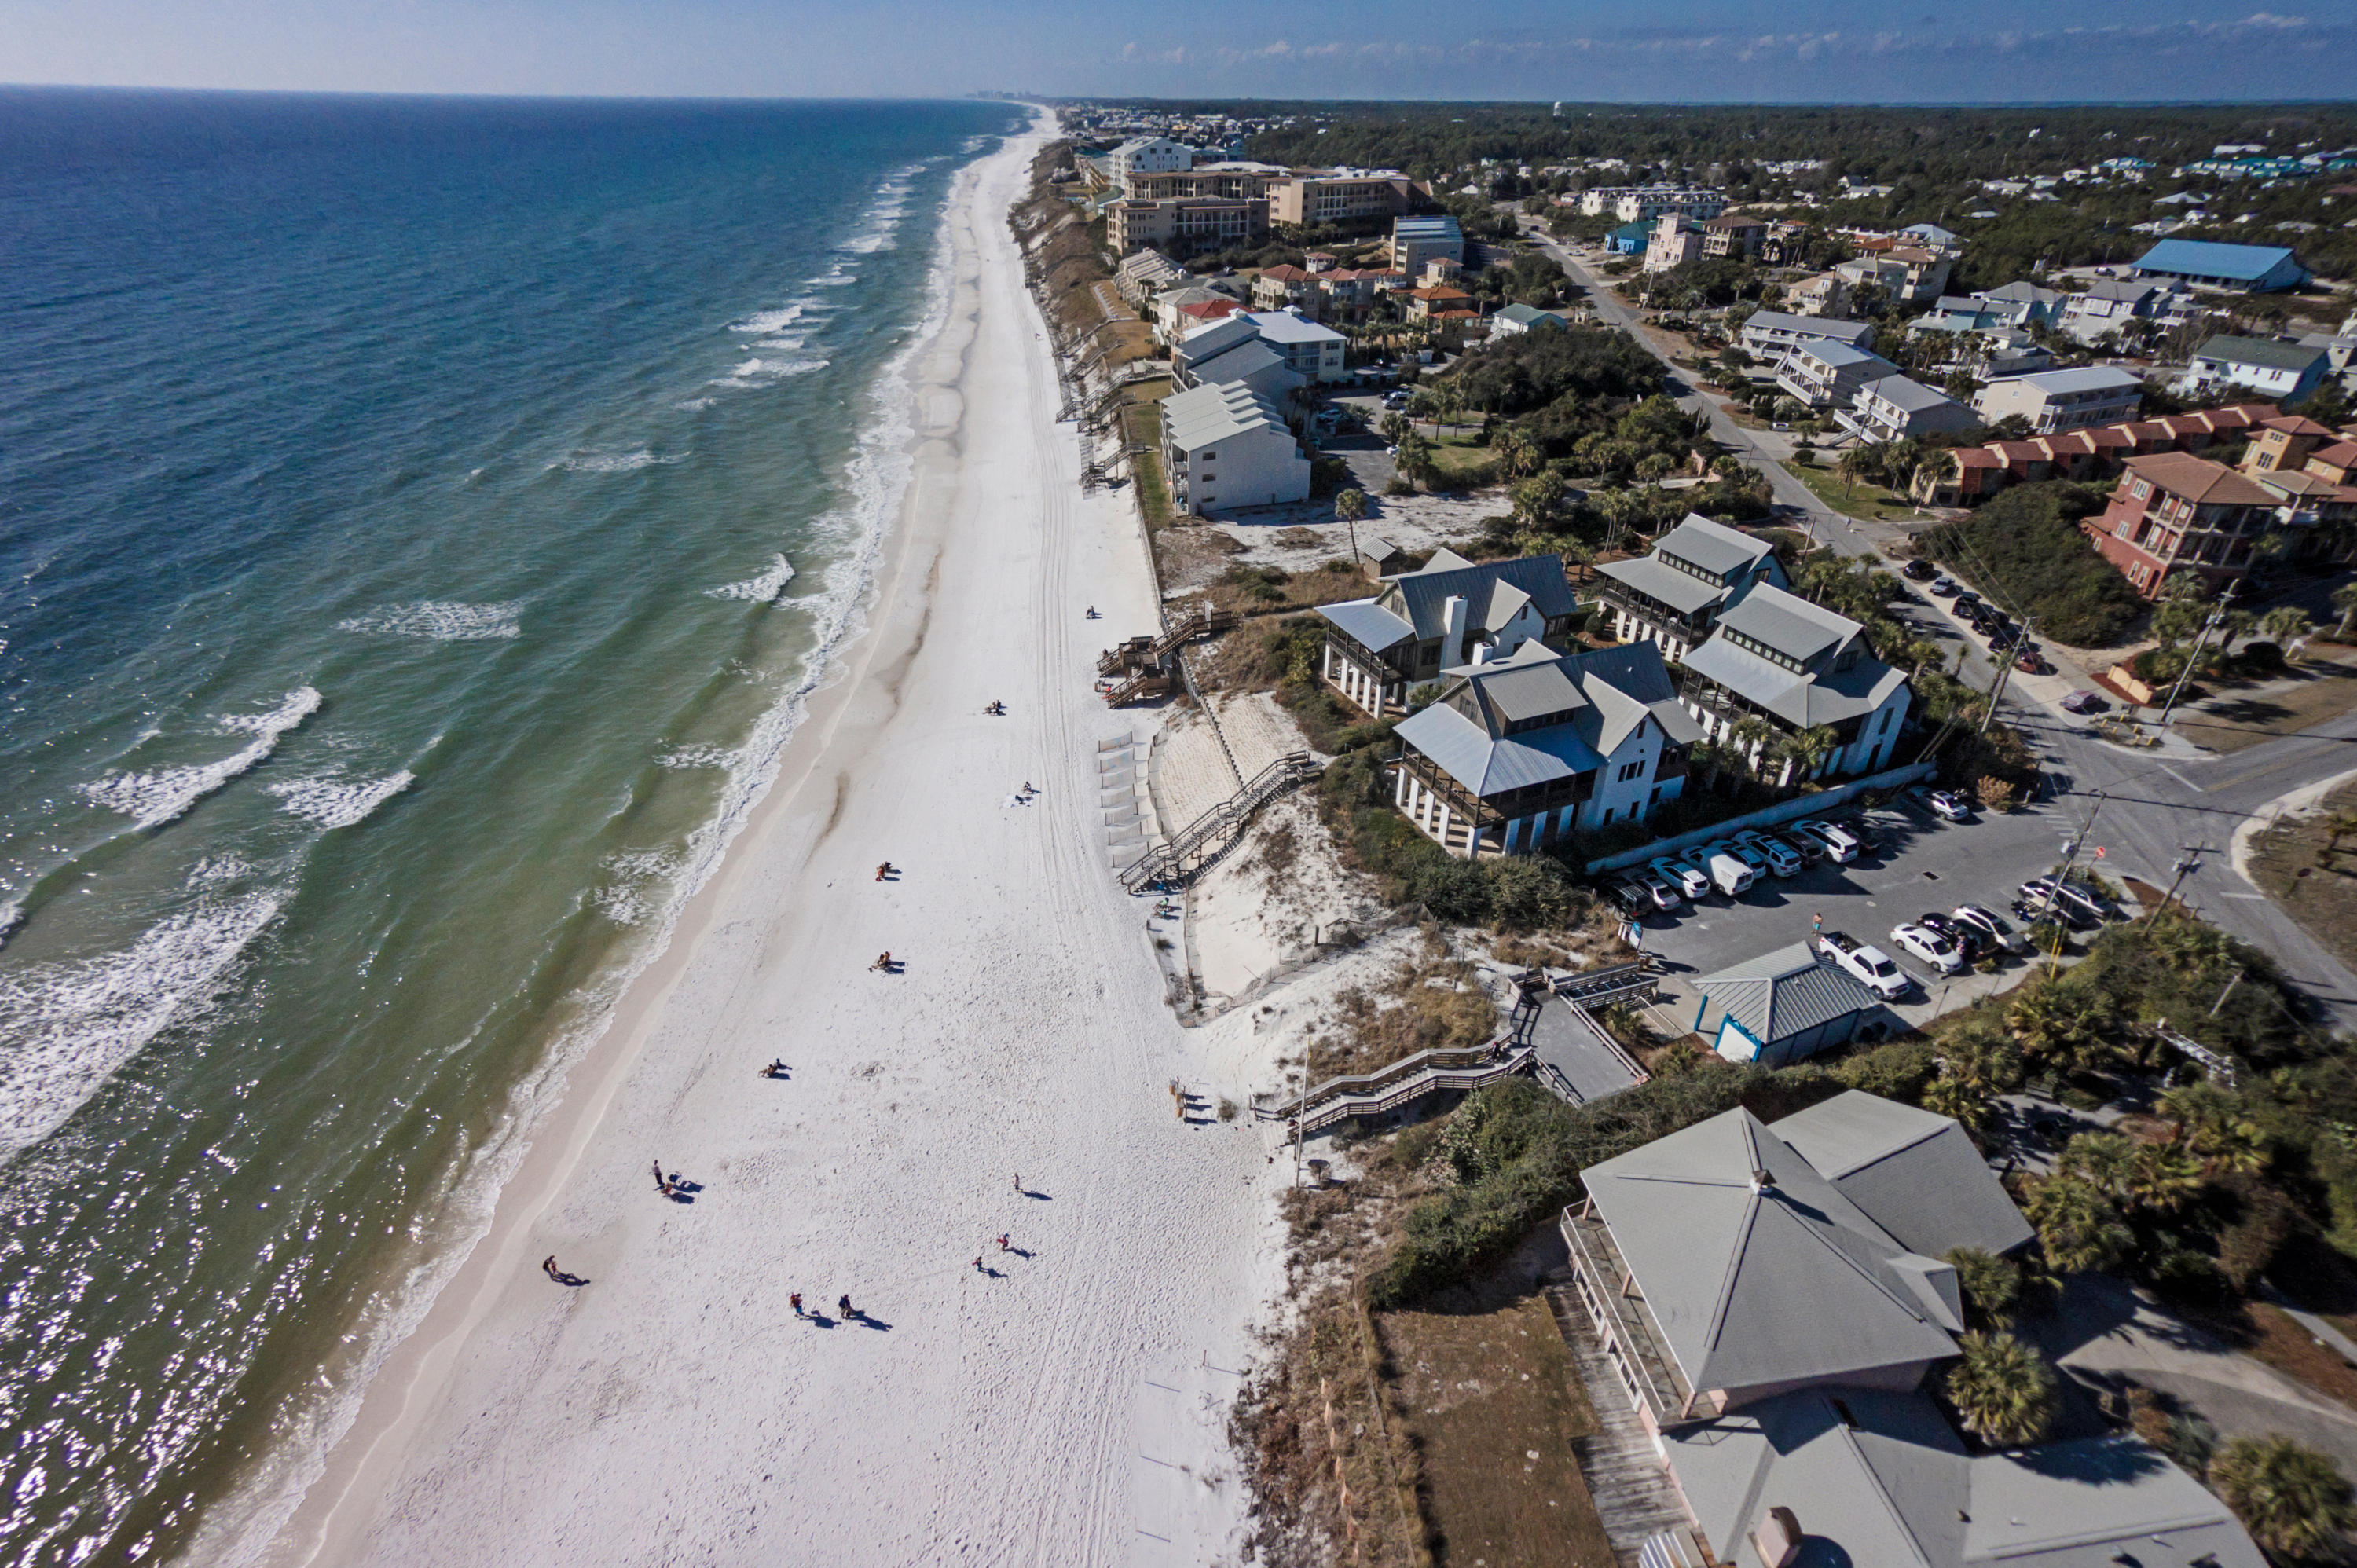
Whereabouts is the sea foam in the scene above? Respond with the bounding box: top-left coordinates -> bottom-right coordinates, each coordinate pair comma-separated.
335,601 -> 522,641
0,891 -> 284,1159
266,770 -> 414,830
706,554 -> 797,602
551,449 -> 684,474
79,687 -> 322,831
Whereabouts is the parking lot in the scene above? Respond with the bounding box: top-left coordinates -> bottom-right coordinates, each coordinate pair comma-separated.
1621,788 -> 2105,1037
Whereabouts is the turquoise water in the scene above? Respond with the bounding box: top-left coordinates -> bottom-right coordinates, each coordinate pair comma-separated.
0,88 -> 1021,1561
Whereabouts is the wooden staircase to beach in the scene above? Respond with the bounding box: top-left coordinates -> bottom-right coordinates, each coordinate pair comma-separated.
1118,751 -> 1320,892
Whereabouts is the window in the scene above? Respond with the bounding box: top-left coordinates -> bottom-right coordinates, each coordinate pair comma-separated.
1600,807 -> 1614,824
1198,449 -> 1215,461
1617,760 -> 1645,782
1878,707 -> 1894,735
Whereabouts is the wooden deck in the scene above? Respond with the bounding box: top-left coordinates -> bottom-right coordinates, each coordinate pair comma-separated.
1542,1285 -> 1696,1566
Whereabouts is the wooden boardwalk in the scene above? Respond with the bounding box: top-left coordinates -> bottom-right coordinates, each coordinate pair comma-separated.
1542,1285 -> 1695,1566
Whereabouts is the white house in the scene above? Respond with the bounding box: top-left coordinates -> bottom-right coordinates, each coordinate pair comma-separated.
2179,335 -> 2332,406
1972,365 -> 2144,433
1593,514 -> 1791,662
1740,310 -> 1874,363
1678,581 -> 1913,782
1776,339 -> 1901,411
1157,382 -> 1310,516
1838,375 -> 1977,444
1488,302 -> 1568,338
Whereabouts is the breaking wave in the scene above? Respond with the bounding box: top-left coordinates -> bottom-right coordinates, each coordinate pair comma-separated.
79,688 -> 322,831
706,554 -> 797,602
335,601 -> 522,641
265,770 -> 415,830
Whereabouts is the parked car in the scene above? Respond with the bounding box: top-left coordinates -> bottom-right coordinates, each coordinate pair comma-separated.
1950,902 -> 2029,954
1901,559 -> 1939,581
1953,591 -> 1982,613
1717,837 -> 1770,878
1736,830 -> 1802,878
1771,829 -> 1824,866
1602,878 -> 1654,919
1633,869 -> 1684,910
1835,815 -> 1888,854
1789,817 -> 1860,863
1908,786 -> 1973,822
1930,577 -> 1962,598
2014,649 -> 2054,676
1890,921 -> 1967,975
1650,855 -> 1711,902
1917,912 -> 1985,962
1817,931 -> 1912,999
2060,690 -> 2108,715
2018,877 -> 2107,929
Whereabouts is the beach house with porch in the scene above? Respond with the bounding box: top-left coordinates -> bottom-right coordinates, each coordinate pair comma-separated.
1314,548 -> 1581,717
1558,1094 -> 2259,1568
1678,582 -> 1912,782
1388,640 -> 1699,858
1593,514 -> 1788,662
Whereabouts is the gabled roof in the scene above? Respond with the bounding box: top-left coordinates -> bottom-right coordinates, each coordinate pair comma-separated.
1317,598 -> 1415,653
1380,552 -> 1577,641
1175,315 -> 1262,366
1596,554 -> 1728,615
1582,1108 -> 1965,1396
1685,588 -> 1909,728
1655,513 -> 1776,580
1493,302 -> 1566,328
1716,581 -> 1855,667
1866,376 -> 1963,415
1160,381 -> 1291,452
1992,365 -> 2142,396
1190,339 -> 1295,388
1793,340 -> 1899,377
2133,238 -> 2300,280
1392,640 -> 1696,798
2077,276 -> 2161,303
1243,310 -> 1346,346
1695,944 -> 1880,1046
1772,1091 -> 2036,1257
2192,333 -> 2328,374
1977,280 -> 2064,307
1745,311 -> 1874,346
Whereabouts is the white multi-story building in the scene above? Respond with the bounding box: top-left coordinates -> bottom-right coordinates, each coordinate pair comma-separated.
1576,185 -> 1728,223
1105,137 -> 1196,185
1972,366 -> 2145,433
1157,382 -> 1310,516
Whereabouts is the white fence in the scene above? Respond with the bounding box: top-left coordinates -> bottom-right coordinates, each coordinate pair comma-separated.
1583,760 -> 1935,877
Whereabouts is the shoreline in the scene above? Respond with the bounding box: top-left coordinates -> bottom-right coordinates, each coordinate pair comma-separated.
254,109 -> 1283,1566
253,120 -> 1045,1566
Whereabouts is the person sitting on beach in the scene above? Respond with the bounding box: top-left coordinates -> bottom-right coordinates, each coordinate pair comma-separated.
875,862 -> 895,881
871,952 -> 893,973
1085,606 -> 1099,619
761,1059 -> 787,1079
984,700 -> 1005,716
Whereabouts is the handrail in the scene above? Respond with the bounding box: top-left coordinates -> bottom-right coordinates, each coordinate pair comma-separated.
1260,1040 -> 1507,1120
1120,751 -> 1319,891
1288,1050 -> 1536,1134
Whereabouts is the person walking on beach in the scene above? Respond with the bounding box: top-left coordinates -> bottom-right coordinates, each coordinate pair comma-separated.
543,1255 -> 560,1280
996,1233 -> 1010,1252
790,1293 -> 804,1318
838,1294 -> 854,1320
651,1160 -> 665,1192
973,1255 -> 984,1273
1012,1171 -> 1021,1194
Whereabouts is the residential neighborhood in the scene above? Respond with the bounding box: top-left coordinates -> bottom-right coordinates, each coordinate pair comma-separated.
1019,98 -> 2357,1568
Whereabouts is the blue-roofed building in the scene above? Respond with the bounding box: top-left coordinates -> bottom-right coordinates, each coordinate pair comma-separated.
1390,214 -> 1464,277
1313,548 -> 1581,717
2128,239 -> 2308,293
1389,639 -> 1699,858
1604,219 -> 1651,255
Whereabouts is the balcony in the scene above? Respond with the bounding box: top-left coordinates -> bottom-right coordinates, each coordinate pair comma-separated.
1560,1206 -> 1703,1427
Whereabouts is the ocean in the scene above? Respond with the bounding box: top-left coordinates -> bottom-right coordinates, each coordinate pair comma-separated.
0,87 -> 1024,1562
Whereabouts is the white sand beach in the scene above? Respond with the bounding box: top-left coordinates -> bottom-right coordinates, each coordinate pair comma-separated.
268,120 -> 1285,1566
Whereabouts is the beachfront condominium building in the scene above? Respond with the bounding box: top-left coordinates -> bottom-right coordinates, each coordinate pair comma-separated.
1575,185 -> 1728,224
1972,365 -> 2144,433
1560,1093 -> 2262,1567
2084,451 -> 2286,598
1106,196 -> 1268,259
1678,581 -> 1912,782
1593,514 -> 1789,662
1105,137 -> 1197,185
1314,548 -> 1581,718
1121,162 -> 1289,202
1174,311 -> 1347,387
1836,374 -> 1977,445
1113,249 -> 1186,306
1157,382 -> 1310,517
1390,215 -> 1464,277
1389,640 -> 1699,857
1266,170 -> 1420,227
1775,339 -> 1901,412
1739,310 -> 1874,364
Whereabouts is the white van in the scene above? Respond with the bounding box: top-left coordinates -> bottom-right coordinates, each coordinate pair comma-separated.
1703,846 -> 1755,897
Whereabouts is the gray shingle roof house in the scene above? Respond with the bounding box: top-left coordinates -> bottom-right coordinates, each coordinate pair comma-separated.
1691,944 -> 1885,1067
1314,548 -> 1580,717
1388,639 -> 1700,857
1594,515 -> 1790,661
1562,1096 -> 2263,1568
1679,581 -> 1912,781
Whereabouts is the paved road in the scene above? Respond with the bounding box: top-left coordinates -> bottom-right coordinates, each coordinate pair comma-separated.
1517,218 -> 1883,562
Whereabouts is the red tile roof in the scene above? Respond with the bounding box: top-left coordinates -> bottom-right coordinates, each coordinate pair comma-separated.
2123,451 -> 2281,506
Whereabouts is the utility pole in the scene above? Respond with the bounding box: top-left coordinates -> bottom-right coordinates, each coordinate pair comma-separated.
2154,581 -> 2238,735
2144,848 -> 2203,929
2208,969 -> 2245,1018
2042,789 -> 2107,974
1980,617 -> 2034,738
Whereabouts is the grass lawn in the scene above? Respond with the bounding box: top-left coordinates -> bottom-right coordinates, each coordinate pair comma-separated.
1421,440 -> 1503,488
1380,1286 -> 1617,1567
1787,460 -> 1927,523
2243,775 -> 2357,976
1120,395 -> 1173,527
2170,660 -> 2357,754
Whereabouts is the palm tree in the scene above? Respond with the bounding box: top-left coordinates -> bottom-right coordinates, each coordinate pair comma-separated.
1785,724 -> 1838,783
2005,981 -> 2117,1075
1496,426 -> 1542,479
1922,1073 -> 1993,1132
1395,434 -> 1437,491
2024,1174 -> 2131,1274
2332,580 -> 2357,641
2158,1082 -> 2267,1175
2256,605 -> 2315,656
1334,488 -> 1366,562
1728,715 -> 1776,777
1943,1247 -> 2022,1329
2208,1435 -> 2356,1559
1944,1331 -> 2058,1448
1380,409 -> 1409,445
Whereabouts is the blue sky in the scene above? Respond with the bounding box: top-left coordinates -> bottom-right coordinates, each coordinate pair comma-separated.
3,0 -> 2352,101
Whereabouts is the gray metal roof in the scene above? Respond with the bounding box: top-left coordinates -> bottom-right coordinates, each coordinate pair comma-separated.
1993,365 -> 2142,395
1868,376 -> 1964,414
1190,339 -> 1293,387
1978,280 -> 2065,307
1747,310 -> 1874,345
1655,514 -> 1774,580
1173,316 -> 1260,371
1315,597 -> 1416,653
1161,382 -> 1290,452
1393,701 -> 1597,794
1695,943 -> 1879,1046
1242,310 -> 1347,347
1717,583 -> 1853,667
2077,277 -> 2159,303
1596,554 -> 1727,616
1395,640 -> 1693,797
1582,1108 -> 1965,1398
1793,339 -> 1897,374
1670,1387 -> 2262,1568
1472,649 -> 1584,724
2193,333 -> 2328,373
1772,1091 -> 2036,1258
1380,553 -> 1578,641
